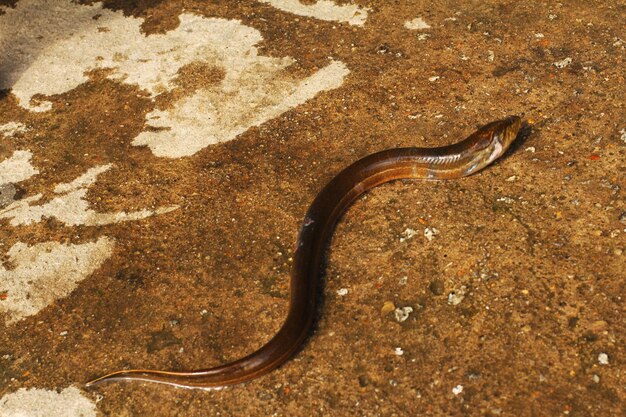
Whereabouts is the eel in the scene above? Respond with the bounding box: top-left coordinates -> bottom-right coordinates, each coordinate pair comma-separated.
87,115 -> 522,389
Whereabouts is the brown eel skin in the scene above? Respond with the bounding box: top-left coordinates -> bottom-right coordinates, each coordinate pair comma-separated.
86,116 -> 522,390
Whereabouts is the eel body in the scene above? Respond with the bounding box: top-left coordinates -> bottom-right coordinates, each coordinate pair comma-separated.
87,116 -> 522,390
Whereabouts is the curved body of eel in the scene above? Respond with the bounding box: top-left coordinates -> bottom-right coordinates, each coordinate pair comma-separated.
87,116 -> 522,390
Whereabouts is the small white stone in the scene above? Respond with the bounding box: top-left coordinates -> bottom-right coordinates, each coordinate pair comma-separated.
553,57 -> 572,68
394,347 -> 404,356
424,227 -> 439,241
337,288 -> 348,296
534,33 -> 545,38
428,75 -> 440,82
452,384 -> 463,395
525,146 -> 536,153
598,352 -> 609,365
394,306 -> 413,322
59,331 -> 68,336
448,286 -> 467,305
592,374 -> 600,383
400,228 -> 418,242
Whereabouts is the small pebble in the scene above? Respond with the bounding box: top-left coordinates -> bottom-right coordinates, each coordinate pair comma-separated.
553,57 -> 572,68
400,228 -> 418,242
452,384 -> 463,395
337,288 -> 348,296
429,279 -> 445,295
424,227 -> 439,241
598,353 -> 609,365
394,347 -> 404,356
447,286 -> 467,305
394,306 -> 413,322
592,374 -> 600,383
381,301 -> 396,316
398,276 -> 408,285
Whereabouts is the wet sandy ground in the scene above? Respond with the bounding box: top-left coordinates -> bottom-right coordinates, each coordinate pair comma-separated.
0,1 -> 624,416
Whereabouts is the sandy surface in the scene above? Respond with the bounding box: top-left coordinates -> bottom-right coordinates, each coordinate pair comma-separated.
0,1 -> 624,416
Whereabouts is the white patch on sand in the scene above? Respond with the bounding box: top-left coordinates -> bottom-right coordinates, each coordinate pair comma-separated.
404,17 -> 431,30
0,164 -> 178,226
1,2 -> 275,111
1,1 -> 350,157
0,150 -> 39,185
259,0 -> 369,26
0,238 -> 114,323
553,57 -> 572,68
0,386 -> 97,417
134,60 -> 350,158
53,164 -> 112,194
0,122 -> 28,138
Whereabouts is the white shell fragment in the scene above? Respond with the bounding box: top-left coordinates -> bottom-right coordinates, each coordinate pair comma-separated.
394,306 -> 413,322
